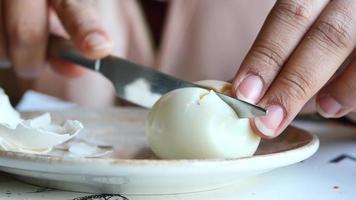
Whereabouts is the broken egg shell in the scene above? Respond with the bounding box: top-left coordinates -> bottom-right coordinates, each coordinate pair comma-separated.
0,88 -> 83,154
146,80 -> 261,159
67,141 -> 113,158
195,80 -> 232,95
0,113 -> 82,153
0,88 -> 23,129
54,139 -> 113,158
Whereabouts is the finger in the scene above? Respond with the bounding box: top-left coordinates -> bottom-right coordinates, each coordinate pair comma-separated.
50,0 -> 112,59
232,0 -> 329,103
49,56 -> 86,77
252,0 -> 356,138
48,8 -> 85,77
299,96 -> 317,115
316,58 -> 356,118
0,0 -> 10,68
299,50 -> 354,115
48,7 -> 69,38
346,110 -> 356,123
4,0 -> 48,79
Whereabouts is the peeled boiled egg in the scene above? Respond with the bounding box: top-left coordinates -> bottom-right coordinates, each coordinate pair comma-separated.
146,80 -> 260,159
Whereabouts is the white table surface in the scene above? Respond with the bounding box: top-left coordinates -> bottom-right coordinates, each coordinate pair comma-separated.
1,91 -> 355,200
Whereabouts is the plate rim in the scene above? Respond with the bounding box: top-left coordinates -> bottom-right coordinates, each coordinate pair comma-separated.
0,127 -> 319,167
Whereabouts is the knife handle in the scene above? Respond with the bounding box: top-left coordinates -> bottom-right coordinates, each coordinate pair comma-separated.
49,36 -> 99,71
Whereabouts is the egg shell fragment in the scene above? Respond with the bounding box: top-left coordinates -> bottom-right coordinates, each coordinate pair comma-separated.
0,88 -> 83,154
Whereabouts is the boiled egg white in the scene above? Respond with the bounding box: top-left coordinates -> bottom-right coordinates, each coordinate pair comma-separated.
146,80 -> 260,159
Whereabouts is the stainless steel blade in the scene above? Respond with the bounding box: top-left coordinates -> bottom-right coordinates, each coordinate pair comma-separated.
58,50 -> 266,118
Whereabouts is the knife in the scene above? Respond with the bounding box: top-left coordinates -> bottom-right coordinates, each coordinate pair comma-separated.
50,37 -> 266,118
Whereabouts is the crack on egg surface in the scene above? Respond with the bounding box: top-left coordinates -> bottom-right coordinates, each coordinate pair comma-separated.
197,91 -> 211,105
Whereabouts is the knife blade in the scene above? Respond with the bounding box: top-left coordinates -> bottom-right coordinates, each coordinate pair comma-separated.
50,38 -> 266,118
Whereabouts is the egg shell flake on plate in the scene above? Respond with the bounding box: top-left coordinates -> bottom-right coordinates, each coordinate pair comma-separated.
0,88 -> 83,154
0,89 -> 23,129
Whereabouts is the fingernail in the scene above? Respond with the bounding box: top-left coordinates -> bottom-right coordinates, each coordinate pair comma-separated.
84,32 -> 112,51
236,74 -> 263,103
317,95 -> 342,118
254,105 -> 284,137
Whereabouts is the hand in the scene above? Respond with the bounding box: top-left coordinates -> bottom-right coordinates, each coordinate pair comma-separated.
232,0 -> 356,138
0,0 -> 112,78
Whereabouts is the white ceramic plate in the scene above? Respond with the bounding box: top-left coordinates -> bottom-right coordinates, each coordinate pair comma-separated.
0,108 -> 319,195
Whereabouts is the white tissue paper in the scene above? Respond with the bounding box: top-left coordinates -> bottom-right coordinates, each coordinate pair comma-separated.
0,88 -> 83,154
